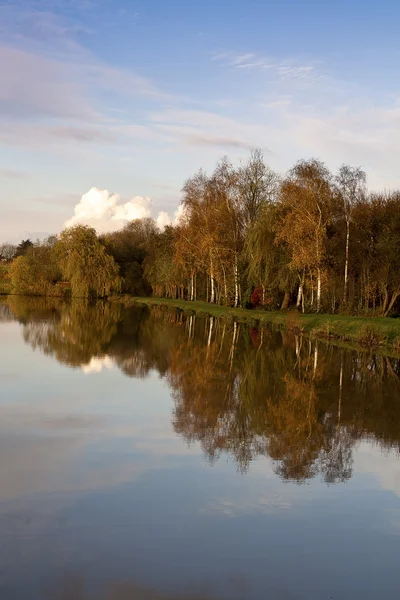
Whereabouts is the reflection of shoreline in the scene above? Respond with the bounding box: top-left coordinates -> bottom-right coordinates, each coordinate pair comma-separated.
3,296 -> 400,485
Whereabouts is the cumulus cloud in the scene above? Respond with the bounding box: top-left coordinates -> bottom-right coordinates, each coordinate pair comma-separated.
81,355 -> 114,374
156,204 -> 186,229
65,187 -> 183,234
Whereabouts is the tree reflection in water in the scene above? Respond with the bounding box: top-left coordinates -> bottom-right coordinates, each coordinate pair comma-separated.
3,297 -> 400,484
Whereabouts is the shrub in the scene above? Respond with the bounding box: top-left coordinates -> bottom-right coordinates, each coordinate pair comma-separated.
357,324 -> 387,348
393,336 -> 400,352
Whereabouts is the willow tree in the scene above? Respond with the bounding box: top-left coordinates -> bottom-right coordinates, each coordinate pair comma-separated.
54,225 -> 121,298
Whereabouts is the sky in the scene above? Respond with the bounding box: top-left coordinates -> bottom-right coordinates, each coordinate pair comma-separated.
1,0 -> 400,241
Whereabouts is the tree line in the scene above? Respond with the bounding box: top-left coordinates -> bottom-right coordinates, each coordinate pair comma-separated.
1,151 -> 400,315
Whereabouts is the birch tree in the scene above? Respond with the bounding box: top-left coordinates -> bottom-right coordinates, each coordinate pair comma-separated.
277,159 -> 334,312
335,165 -> 366,306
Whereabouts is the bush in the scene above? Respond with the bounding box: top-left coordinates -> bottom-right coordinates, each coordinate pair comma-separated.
245,317 -> 260,328
393,336 -> 400,352
196,310 -> 211,319
357,324 -> 387,348
220,313 -> 236,325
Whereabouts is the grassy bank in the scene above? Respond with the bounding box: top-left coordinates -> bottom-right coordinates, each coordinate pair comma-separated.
115,295 -> 400,353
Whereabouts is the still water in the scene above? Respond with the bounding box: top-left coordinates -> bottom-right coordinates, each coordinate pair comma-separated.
0,297 -> 399,600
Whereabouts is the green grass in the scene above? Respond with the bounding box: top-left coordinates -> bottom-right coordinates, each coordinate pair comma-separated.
114,295 -> 400,353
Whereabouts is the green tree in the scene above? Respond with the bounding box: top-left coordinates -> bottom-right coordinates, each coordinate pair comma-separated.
9,239 -> 60,295
15,238 -> 33,257
54,225 -> 121,298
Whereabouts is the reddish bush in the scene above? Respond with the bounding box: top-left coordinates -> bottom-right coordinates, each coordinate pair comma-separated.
250,287 -> 263,308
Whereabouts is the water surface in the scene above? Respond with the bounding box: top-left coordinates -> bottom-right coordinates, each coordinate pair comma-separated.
0,297 -> 400,599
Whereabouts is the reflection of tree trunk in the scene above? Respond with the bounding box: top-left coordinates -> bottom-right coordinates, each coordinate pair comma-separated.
281,290 -> 290,310
229,321 -> 238,373
256,329 -> 264,355
207,317 -> 214,348
218,323 -> 226,357
338,351 -> 343,425
188,315 -> 196,340
313,341 -> 318,378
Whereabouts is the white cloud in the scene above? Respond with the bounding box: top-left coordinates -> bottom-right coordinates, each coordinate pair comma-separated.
65,188 -> 152,233
82,355 -> 114,374
156,204 -> 186,229
65,187 -> 182,234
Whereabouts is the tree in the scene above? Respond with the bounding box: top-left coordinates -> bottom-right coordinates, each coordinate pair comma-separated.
335,165 -> 366,306
100,218 -> 156,295
9,240 -> 60,295
54,225 -> 121,298
277,159 -> 335,312
0,243 -> 16,262
182,169 -> 220,303
15,239 -> 33,257
244,202 -> 291,309
237,148 -> 279,229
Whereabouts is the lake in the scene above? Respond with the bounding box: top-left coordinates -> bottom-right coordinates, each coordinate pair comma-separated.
0,296 -> 399,600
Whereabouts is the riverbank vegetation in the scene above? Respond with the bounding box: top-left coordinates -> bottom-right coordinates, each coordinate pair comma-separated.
1,151 -> 400,318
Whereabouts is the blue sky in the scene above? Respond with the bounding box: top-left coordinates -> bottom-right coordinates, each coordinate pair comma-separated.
1,0 -> 400,240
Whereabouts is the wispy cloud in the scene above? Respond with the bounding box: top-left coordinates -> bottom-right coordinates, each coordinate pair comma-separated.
212,50 -> 327,83
0,168 -> 31,180
150,108 -> 273,153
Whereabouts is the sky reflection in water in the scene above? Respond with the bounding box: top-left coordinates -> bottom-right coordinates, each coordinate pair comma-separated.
0,297 -> 399,600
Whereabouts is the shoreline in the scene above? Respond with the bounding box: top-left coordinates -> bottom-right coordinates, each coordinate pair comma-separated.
2,292 -> 400,355
114,295 -> 400,355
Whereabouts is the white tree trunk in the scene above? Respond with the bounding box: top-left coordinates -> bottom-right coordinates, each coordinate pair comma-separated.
210,253 -> 215,303
343,219 -> 350,304
316,268 -> 321,313
296,282 -> 303,309
221,262 -> 227,304
234,254 -> 239,307
310,272 -> 314,308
